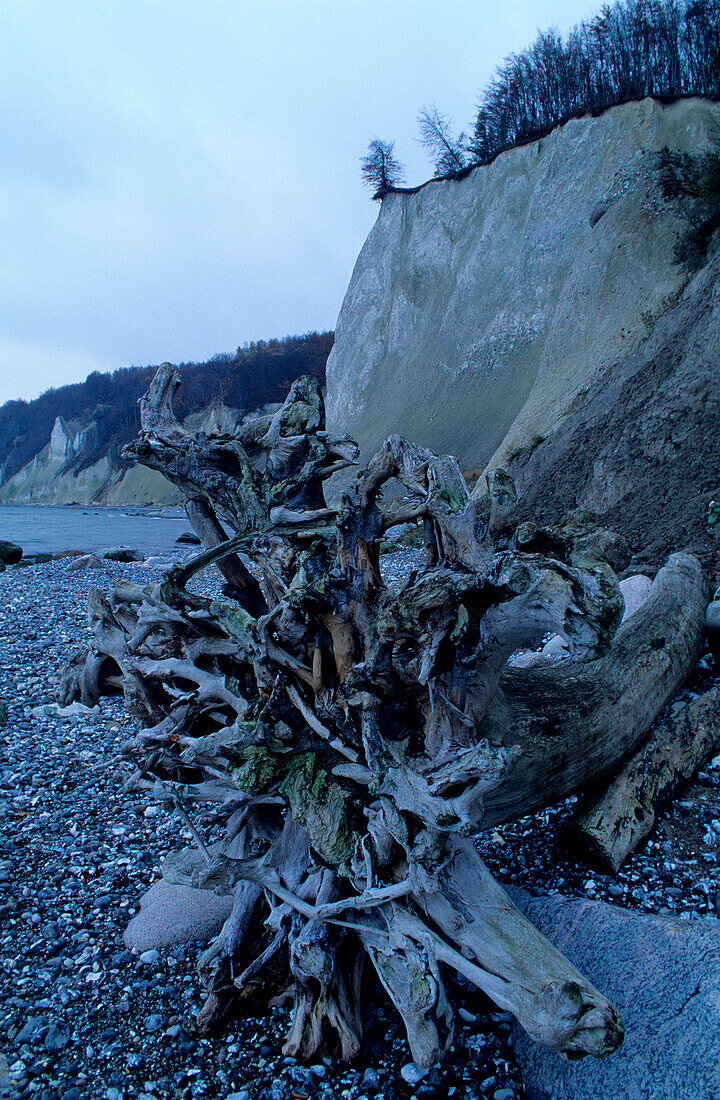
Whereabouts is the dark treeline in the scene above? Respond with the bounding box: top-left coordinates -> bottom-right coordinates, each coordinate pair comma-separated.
471,0 -> 720,166
0,331 -> 333,485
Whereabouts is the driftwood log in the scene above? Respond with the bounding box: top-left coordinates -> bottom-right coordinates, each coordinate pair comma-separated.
562,685 -> 720,872
58,364 -> 710,1068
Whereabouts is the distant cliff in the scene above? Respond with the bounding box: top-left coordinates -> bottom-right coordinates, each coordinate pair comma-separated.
326,97 -> 720,477
0,332 -> 332,505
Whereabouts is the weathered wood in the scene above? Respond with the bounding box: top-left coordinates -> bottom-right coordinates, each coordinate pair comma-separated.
561,684 -> 720,872
185,497 -> 266,616
476,553 -> 708,829
58,364 -> 712,1068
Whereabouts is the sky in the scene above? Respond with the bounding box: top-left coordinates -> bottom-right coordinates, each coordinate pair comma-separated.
0,0 -> 601,406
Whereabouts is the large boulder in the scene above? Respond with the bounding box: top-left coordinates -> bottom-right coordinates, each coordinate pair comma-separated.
0,541 -> 22,565
124,880 -> 233,951
511,891 -> 720,1100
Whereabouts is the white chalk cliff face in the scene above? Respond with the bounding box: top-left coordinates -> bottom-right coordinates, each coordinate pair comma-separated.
0,400 -> 248,506
326,97 -> 720,473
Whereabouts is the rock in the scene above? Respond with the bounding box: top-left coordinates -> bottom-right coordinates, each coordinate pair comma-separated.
707,594 -> 720,666
588,200 -> 610,227
124,881 -> 233,951
44,1021 -> 70,1053
620,574 -> 653,622
401,1063 -> 428,1085
175,532 -> 201,545
103,546 -> 145,562
508,634 -> 568,670
31,702 -> 95,720
0,541 -> 22,565
539,634 -> 569,662
64,554 -> 106,572
510,891 -> 720,1099
14,1019 -> 44,1045
143,1013 -> 165,1033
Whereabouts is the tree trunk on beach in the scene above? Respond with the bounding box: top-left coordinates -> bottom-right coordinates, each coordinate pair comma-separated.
58,363 -> 710,1067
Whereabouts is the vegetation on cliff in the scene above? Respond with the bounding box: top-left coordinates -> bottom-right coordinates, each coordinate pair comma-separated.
365,0 -> 720,192
0,331 -> 333,486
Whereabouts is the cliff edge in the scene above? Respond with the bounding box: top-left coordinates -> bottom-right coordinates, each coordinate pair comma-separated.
326,97 -> 720,476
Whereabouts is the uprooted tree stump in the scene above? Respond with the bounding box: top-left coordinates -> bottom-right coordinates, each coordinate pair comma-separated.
59,364 -> 711,1067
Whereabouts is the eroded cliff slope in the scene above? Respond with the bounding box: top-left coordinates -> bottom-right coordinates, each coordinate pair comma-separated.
326,97 -> 720,475
509,247 -> 720,573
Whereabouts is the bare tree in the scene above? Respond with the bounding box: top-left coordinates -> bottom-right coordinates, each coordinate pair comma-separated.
361,139 -> 405,198
417,105 -> 468,175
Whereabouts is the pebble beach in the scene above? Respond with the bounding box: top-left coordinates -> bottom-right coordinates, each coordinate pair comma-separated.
1,554 -> 719,1100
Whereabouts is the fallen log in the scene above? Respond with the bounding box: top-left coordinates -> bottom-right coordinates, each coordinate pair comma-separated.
561,684 -> 720,872
58,364 -> 711,1067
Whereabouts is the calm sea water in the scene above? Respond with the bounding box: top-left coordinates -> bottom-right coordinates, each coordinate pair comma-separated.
0,504 -> 194,556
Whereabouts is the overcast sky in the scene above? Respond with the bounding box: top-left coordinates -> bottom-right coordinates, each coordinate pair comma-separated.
0,0 -> 600,405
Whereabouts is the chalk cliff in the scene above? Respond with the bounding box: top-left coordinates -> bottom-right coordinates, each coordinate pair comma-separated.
0,401 -> 249,506
326,97 -> 720,476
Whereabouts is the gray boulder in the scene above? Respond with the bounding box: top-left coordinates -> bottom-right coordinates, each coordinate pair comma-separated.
124,880 -> 233,951
511,891 -> 720,1100
103,546 -> 145,562
64,553 -> 106,571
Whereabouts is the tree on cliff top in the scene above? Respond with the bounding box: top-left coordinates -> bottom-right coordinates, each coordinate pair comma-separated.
417,105 -> 468,174
361,139 -> 405,198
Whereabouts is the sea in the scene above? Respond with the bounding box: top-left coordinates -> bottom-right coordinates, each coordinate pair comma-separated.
0,503 -> 194,557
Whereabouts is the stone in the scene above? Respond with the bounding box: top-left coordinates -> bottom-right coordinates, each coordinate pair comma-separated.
707,596 -> 720,665
44,1021 -> 70,1053
510,891 -> 720,1099
103,546 -> 145,562
124,881 -> 233,951
64,554 -> 106,572
0,541 -> 22,565
619,575 -> 653,622
175,532 -> 201,545
401,1063 -> 428,1085
31,702 -> 95,720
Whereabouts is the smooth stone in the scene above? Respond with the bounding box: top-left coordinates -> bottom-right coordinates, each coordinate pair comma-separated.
401,1063 -> 428,1085
175,532 -> 201,545
64,554 -> 106,572
510,890 -> 720,1100
124,881 -> 233,951
619,574 -> 653,622
44,1022 -> 70,1053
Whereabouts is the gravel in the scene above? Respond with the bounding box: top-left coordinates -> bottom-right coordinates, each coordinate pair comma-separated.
0,551 -> 718,1100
